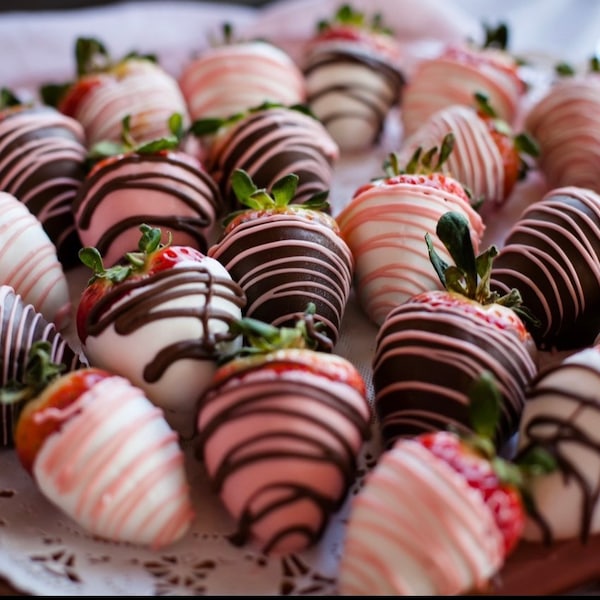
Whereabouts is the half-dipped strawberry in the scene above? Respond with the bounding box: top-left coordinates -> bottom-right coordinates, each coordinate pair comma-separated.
76,223 -> 246,439
372,210 -> 538,450
73,113 -> 221,268
1,341 -> 194,550
196,305 -> 371,555
336,134 -> 485,326
41,36 -> 190,148
208,169 -> 353,350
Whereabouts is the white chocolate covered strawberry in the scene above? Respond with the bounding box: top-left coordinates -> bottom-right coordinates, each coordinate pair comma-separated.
2,342 -> 194,550
76,224 -> 246,439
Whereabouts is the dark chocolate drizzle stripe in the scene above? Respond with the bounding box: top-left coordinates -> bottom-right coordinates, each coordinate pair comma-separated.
0,106 -> 87,269
207,107 -> 337,212
0,285 -> 85,447
73,153 -> 220,258
373,301 -> 537,449
491,187 -> 600,350
208,212 -> 353,348
304,47 -> 404,144
82,266 -> 245,383
198,371 -> 371,553
516,360 -> 600,546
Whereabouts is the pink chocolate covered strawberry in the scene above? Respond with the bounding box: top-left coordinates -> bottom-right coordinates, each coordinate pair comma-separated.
338,371 -> 554,595
336,134 -> 485,327
1,341 -> 194,550
208,169 -> 353,351
196,307 -> 371,555
372,210 -> 538,451
41,37 -> 190,148
302,3 -> 405,152
73,113 -> 221,269
76,224 -> 246,439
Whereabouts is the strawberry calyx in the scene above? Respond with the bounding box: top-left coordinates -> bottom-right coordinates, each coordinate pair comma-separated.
0,341 -> 66,408
79,223 -> 171,286
220,302 -> 334,365
222,168 -> 330,229
316,4 -> 393,38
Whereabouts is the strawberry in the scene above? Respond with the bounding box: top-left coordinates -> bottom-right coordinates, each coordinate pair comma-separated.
0,89 -> 87,269
302,3 -> 405,152
372,210 -> 538,451
336,134 -> 485,326
196,305 -> 372,555
401,22 -> 525,138
207,169 -> 353,351
72,113 -> 220,269
337,370 -> 555,596
0,340 -> 194,550
76,223 -> 246,439
396,94 -> 539,208
40,36 -> 190,148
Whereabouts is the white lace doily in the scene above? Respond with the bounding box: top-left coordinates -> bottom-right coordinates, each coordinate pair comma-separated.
0,0 -> 594,595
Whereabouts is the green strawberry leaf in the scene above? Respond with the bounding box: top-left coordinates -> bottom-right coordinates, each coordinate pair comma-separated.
271,173 -> 299,207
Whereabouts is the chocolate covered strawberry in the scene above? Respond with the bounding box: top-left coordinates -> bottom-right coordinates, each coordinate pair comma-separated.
73,113 -> 221,268
41,37 -> 190,148
372,210 -> 538,450
401,22 -> 525,137
396,93 -> 539,209
336,134 -> 485,326
0,190 -> 71,331
1,341 -> 194,550
0,285 -> 86,448
196,306 -> 371,555
179,23 -> 306,122
302,3 -> 405,152
0,89 -> 87,269
208,169 -> 353,350
338,371 -> 554,595
76,223 -> 246,439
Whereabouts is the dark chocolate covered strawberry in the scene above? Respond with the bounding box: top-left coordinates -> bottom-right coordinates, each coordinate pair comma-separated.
208,169 -> 353,350
196,307 -> 371,554
372,210 -> 538,450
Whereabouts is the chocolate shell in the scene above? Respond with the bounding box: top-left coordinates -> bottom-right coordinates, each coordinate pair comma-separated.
490,185 -> 600,351
0,104 -> 87,269
205,106 -> 339,213
372,292 -> 538,450
0,284 -> 86,448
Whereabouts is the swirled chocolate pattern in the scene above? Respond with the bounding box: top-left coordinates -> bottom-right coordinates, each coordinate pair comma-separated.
197,348 -> 371,555
73,151 -> 221,268
208,210 -> 354,350
80,258 -> 246,439
490,185 -> 600,351
516,345 -> 600,546
0,191 -> 71,330
0,105 -> 87,269
205,106 -> 339,212
372,291 -> 538,450
0,285 -> 86,447
303,40 -> 404,152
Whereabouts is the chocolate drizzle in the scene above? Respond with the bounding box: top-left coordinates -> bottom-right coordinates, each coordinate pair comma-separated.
197,353 -> 371,554
0,285 -> 85,447
82,265 -> 246,383
0,105 -> 87,269
73,152 -> 221,266
516,359 -> 600,546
